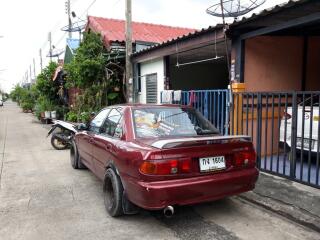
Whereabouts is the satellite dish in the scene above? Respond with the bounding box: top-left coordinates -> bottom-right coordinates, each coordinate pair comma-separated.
47,48 -> 65,58
206,0 -> 266,19
61,20 -> 87,33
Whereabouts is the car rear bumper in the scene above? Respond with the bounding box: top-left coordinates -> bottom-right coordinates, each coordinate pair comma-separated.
123,168 -> 259,210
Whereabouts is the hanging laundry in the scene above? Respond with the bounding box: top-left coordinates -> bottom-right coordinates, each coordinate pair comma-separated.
162,90 -> 173,103
173,90 -> 182,102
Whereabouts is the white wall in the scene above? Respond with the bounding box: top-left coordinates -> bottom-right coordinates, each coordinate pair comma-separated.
139,58 -> 165,104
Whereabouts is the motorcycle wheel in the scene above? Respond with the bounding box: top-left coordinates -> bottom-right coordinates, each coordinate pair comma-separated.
51,133 -> 69,150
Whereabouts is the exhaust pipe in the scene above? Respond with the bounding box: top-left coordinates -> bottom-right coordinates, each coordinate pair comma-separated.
163,206 -> 174,218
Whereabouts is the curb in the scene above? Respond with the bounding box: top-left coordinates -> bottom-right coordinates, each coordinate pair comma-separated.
238,189 -> 320,233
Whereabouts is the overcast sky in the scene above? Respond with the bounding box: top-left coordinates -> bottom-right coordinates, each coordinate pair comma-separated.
0,0 -> 287,93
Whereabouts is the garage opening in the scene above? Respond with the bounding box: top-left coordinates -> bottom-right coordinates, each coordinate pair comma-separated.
167,43 -> 229,91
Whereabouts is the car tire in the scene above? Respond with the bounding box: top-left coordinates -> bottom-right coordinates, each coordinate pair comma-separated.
103,168 -> 124,217
70,139 -> 87,169
70,140 -> 79,169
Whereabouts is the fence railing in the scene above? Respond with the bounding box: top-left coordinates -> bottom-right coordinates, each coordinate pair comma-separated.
231,91 -> 320,188
160,90 -> 230,135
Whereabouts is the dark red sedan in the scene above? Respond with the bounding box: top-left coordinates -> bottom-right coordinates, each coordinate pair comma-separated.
71,104 -> 259,217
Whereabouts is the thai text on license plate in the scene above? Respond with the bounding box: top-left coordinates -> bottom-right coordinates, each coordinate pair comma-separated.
199,156 -> 226,172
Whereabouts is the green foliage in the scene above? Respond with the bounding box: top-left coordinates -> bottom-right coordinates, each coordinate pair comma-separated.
10,85 -> 24,103
79,111 -> 91,123
64,32 -> 105,89
35,62 -> 60,104
10,62 -> 64,118
64,31 -> 124,118
66,111 -> 78,122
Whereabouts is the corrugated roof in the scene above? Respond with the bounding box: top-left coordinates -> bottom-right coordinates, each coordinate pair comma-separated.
132,24 -> 224,57
231,0 -> 310,27
87,16 -> 196,46
132,0 -> 314,58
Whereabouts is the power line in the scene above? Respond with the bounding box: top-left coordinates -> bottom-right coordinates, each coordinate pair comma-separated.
79,0 -> 98,18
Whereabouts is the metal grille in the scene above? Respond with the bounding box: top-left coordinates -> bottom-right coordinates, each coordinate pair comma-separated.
146,74 -> 157,104
231,91 -> 320,188
160,89 -> 230,135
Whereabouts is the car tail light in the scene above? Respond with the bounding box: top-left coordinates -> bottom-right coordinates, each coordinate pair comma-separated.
234,151 -> 256,168
282,111 -> 291,120
140,158 -> 192,175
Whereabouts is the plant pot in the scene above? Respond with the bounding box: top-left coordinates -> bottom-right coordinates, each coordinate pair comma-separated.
51,111 -> 57,119
44,111 -> 51,119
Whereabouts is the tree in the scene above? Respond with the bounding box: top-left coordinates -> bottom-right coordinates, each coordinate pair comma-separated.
35,61 -> 59,104
64,32 -> 125,118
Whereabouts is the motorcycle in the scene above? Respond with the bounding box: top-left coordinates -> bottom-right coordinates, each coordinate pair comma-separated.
47,120 -> 78,150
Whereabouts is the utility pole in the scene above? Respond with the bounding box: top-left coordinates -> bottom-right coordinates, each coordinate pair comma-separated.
66,0 -> 72,38
33,58 -> 36,81
125,0 -> 133,103
25,71 -> 28,84
39,49 -> 43,71
29,65 -> 32,83
48,32 -> 52,62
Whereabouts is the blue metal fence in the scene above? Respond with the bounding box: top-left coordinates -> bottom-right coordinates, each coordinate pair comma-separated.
160,90 -> 231,135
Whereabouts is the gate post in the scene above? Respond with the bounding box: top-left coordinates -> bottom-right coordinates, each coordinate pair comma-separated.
232,83 -> 245,135
256,93 -> 262,169
290,92 -> 298,178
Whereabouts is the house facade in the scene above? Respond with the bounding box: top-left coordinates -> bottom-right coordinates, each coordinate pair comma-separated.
132,26 -> 229,104
130,0 -> 320,189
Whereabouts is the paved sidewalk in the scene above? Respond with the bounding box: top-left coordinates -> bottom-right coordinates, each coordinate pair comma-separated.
240,172 -> 320,232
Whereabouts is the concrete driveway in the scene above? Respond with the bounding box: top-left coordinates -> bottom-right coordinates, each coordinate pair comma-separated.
0,101 -> 319,240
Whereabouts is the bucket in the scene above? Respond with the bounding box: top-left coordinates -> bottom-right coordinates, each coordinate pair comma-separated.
51,111 -> 57,119
44,111 -> 51,118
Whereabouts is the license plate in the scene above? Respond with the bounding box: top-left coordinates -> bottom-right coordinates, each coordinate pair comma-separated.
296,138 -> 314,149
199,156 -> 226,172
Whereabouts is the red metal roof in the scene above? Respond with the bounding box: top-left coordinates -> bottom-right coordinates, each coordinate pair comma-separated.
87,16 -> 196,46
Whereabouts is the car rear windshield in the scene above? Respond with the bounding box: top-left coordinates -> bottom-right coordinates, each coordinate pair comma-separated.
133,107 -> 220,138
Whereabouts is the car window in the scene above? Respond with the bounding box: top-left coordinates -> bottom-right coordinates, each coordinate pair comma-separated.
89,109 -> 110,133
133,107 -> 219,138
100,108 -> 123,137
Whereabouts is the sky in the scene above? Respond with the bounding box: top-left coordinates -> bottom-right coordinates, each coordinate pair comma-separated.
0,0 -> 287,93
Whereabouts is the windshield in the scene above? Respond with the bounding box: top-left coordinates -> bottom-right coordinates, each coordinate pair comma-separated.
133,107 -> 220,138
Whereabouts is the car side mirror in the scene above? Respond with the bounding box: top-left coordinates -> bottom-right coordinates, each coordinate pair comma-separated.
77,123 -> 88,131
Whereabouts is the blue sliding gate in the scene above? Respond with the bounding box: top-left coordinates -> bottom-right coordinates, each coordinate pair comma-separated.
160,90 -> 230,135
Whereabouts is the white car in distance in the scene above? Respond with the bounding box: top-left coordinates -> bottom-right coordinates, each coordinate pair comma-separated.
279,96 -> 319,154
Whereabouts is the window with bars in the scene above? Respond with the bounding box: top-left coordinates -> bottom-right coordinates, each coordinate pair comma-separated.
146,73 -> 158,104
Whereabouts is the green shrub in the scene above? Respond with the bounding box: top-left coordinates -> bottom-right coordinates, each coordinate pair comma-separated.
66,111 -> 78,122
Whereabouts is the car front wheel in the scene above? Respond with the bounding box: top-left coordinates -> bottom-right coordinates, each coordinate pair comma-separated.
103,168 -> 124,217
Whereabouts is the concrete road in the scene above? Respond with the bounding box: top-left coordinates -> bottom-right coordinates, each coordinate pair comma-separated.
0,101 -> 319,240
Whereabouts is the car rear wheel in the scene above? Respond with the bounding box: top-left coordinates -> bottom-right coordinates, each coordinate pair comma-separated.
70,140 -> 86,169
103,168 -> 124,217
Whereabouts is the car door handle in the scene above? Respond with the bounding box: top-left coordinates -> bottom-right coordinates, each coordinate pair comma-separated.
89,138 -> 94,144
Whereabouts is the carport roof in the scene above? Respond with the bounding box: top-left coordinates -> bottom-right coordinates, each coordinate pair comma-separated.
230,0 -> 320,35
131,25 -> 225,60
132,0 -> 320,59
